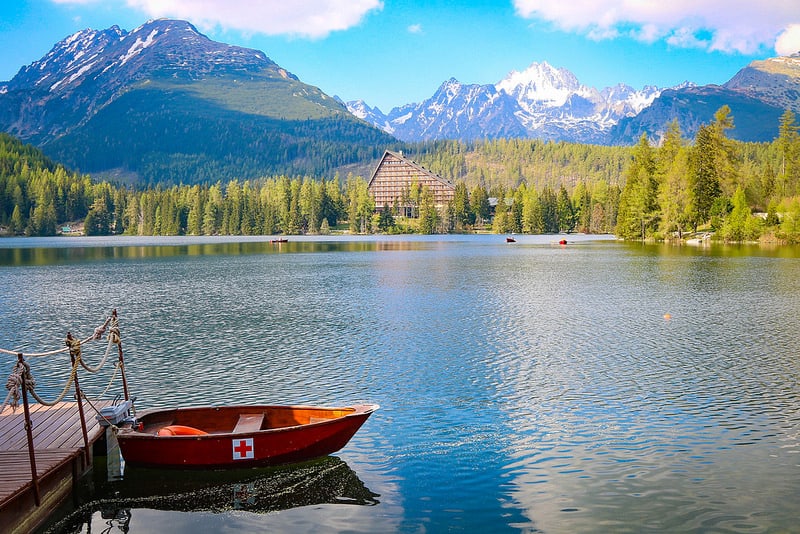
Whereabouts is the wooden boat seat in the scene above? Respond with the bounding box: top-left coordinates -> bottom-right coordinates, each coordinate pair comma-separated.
233,413 -> 264,433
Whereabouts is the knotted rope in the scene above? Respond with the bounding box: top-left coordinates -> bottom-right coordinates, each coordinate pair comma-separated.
2,359 -> 33,414
1,313 -> 121,410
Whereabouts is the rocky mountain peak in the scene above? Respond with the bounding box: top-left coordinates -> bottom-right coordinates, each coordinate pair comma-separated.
722,54 -> 800,113
346,60 -> 672,143
6,19 -> 295,97
496,61 -> 585,107
0,19 -> 311,143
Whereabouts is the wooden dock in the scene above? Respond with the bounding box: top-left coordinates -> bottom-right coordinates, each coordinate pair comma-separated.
0,400 -> 112,534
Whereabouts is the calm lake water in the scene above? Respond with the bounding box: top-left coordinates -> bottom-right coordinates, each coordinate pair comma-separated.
1,234 -> 799,533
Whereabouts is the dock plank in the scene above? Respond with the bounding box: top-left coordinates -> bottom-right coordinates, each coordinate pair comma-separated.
0,449 -> 79,503
0,399 -> 113,513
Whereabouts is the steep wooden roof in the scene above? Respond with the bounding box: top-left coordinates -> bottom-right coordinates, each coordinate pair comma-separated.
367,150 -> 455,190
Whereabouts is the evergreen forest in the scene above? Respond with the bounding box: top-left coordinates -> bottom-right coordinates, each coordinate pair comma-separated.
2,105 -> 800,242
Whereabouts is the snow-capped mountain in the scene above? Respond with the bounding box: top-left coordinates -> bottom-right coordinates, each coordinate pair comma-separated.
0,19 -> 392,184
0,19 -> 307,143
347,61 -> 666,143
392,78 -> 530,140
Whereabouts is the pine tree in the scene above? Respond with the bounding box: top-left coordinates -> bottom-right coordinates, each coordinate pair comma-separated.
688,125 -> 722,231
378,202 -> 395,232
418,186 -> 439,234
719,186 -> 750,241
556,185 -> 575,233
9,205 -> 24,235
522,185 -> 543,233
84,197 -> 111,236
777,109 -> 800,197
616,135 -> 657,239
656,121 -> 690,239
451,182 -> 472,230
469,185 -> 490,227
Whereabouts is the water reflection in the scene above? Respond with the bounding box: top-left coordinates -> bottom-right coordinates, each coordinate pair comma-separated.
0,234 -> 618,266
4,236 -> 800,533
0,239 -> 379,266
47,456 -> 378,533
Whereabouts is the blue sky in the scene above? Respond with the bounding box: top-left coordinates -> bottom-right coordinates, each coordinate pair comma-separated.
1,1 -> 799,112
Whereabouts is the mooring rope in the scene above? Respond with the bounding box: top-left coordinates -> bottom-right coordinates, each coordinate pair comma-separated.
82,361 -> 121,401
1,360 -> 27,415
27,354 -> 81,407
76,333 -> 115,374
79,391 -> 120,431
0,316 -> 112,359
1,314 -> 120,411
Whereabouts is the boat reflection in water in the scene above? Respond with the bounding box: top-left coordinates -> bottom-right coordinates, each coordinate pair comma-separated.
49,456 -> 379,532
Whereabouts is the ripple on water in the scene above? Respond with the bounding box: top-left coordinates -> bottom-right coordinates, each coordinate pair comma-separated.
2,238 -> 800,533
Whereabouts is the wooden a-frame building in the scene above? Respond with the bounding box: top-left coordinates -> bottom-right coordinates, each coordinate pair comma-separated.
367,150 -> 455,216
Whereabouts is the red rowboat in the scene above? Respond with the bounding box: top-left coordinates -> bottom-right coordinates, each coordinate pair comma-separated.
115,404 -> 378,469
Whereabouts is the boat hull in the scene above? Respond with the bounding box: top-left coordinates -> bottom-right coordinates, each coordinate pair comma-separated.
116,404 -> 377,469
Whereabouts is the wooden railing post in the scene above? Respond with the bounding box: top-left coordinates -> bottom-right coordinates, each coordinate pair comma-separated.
68,336 -> 91,467
113,310 -> 131,402
18,353 -> 40,506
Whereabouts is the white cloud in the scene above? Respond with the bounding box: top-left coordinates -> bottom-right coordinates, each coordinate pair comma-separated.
776,24 -> 800,56
512,0 -> 800,55
54,0 -> 384,39
408,24 -> 423,34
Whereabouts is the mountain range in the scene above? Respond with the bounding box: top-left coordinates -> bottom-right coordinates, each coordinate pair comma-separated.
345,62 -> 667,144
0,19 -> 393,184
0,19 -> 799,186
346,56 -> 800,145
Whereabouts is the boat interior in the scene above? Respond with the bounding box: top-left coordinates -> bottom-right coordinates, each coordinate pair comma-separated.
138,406 -> 357,435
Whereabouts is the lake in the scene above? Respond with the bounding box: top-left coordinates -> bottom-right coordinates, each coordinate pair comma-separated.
1,234 -> 798,533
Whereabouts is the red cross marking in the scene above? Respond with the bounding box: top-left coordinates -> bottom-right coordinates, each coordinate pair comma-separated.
232,438 -> 254,460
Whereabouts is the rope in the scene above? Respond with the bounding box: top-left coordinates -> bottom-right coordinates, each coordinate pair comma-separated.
0,316 -> 112,359
27,354 -> 81,407
1,388 -> 13,415
80,314 -> 121,374
78,335 -> 114,374
79,392 -> 120,431
1,313 -> 122,409
3,359 -> 34,412
2,361 -> 27,414
82,361 -> 121,401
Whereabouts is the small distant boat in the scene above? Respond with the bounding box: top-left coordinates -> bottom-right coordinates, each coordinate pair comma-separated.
506,236 -> 516,243
115,404 -> 378,469
270,238 -> 288,243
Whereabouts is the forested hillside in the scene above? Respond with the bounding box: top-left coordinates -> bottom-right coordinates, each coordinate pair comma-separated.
2,105 -> 800,242
398,108 -> 800,242
42,87 -> 393,186
613,107 -> 799,242
408,139 -> 630,190
0,132 -> 378,237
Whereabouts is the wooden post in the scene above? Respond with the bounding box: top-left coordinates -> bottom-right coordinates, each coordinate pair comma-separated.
18,353 -> 40,506
68,338 -> 91,467
113,310 -> 130,402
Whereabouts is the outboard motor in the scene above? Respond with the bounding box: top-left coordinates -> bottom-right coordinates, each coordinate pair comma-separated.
96,397 -> 137,480
96,397 -> 137,428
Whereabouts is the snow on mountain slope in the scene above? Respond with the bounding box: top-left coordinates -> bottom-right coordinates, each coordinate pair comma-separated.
347,61 -> 666,143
